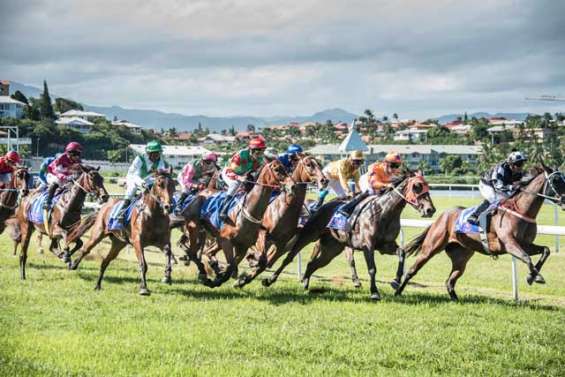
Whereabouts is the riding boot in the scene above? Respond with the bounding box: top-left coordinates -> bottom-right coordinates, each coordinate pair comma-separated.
467,200 -> 490,225
219,194 -> 234,221
43,183 -> 59,210
311,189 -> 329,212
337,191 -> 370,217
175,192 -> 190,214
117,198 -> 132,225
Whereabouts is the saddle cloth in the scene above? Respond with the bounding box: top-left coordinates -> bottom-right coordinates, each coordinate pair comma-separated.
27,189 -> 63,225
455,203 -> 498,234
107,199 -> 138,231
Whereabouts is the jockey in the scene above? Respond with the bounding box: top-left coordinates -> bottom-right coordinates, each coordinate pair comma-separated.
322,150 -> 364,199
44,142 -> 83,210
337,152 -> 402,218
117,140 -> 169,223
278,144 -> 303,172
219,136 -> 266,221
468,151 -> 527,225
38,154 -> 60,189
176,151 -> 219,209
0,151 -> 22,189
263,147 -> 279,163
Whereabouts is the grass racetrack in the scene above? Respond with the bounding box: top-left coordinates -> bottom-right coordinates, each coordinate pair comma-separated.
1,195 -> 564,376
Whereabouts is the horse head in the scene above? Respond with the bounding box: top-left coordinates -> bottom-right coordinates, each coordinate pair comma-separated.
79,165 -> 109,203
540,161 -> 565,210
292,153 -> 328,190
151,167 -> 176,214
258,159 -> 289,190
13,166 -> 31,196
400,170 -> 435,218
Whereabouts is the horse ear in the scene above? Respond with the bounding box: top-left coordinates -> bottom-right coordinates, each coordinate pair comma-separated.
96,166 -> 100,171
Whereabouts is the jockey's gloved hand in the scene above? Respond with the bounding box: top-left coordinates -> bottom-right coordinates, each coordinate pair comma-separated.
318,188 -> 328,200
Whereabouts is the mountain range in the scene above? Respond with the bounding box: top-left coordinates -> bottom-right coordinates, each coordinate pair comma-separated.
8,81 -> 532,131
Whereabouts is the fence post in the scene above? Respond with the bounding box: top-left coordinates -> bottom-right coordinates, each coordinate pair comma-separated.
297,252 -> 302,281
554,204 -> 560,253
511,256 -> 519,302
399,228 -> 405,247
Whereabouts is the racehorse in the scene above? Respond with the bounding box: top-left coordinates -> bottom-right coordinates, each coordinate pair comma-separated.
70,169 -> 176,295
13,166 -> 108,280
263,171 -> 436,300
185,160 -> 290,287
395,164 -> 565,301
0,167 -> 31,235
233,154 -> 328,288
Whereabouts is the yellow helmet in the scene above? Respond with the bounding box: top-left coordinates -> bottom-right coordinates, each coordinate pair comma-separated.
350,150 -> 364,160
384,152 -> 402,164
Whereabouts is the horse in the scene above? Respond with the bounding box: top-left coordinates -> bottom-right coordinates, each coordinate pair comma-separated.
395,164 -> 565,301
70,169 -> 176,295
182,160 -> 290,287
233,154 -> 328,288
0,167 -> 31,235
262,171 -> 436,300
13,166 -> 108,280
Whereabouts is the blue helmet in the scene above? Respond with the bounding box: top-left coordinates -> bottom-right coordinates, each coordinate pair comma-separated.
287,144 -> 303,155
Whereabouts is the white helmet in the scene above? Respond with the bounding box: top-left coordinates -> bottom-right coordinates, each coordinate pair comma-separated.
507,151 -> 527,165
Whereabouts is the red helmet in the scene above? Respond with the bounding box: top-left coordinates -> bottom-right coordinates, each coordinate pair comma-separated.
65,142 -> 83,153
249,137 -> 266,150
5,151 -> 21,164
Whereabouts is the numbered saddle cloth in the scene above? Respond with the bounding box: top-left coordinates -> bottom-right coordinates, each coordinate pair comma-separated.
27,190 -> 63,225
455,203 -> 498,234
200,191 -> 245,229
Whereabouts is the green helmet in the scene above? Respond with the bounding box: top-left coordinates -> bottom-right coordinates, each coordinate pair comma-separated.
146,140 -> 162,153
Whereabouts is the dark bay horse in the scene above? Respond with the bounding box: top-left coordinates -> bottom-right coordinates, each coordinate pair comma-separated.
233,154 -> 328,288
395,164 -> 565,301
0,167 -> 31,235
70,170 -> 176,295
263,172 -> 436,300
13,166 -> 108,280
186,160 -> 289,287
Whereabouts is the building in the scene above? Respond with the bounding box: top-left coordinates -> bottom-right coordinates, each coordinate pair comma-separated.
0,80 -> 9,96
59,109 -> 106,122
339,124 -> 368,152
112,120 -> 143,134
55,117 -> 93,133
393,128 -> 428,142
0,96 -> 26,119
199,133 -> 236,145
128,144 -> 214,168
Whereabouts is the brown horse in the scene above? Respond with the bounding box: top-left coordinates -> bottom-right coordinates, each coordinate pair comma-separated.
70,169 -> 176,295
187,160 -> 290,287
13,166 -> 108,280
395,164 -> 565,301
233,154 -> 328,288
0,167 -> 31,235
263,172 -> 436,300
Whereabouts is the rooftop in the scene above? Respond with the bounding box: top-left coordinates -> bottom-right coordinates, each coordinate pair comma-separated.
0,96 -> 26,106
339,125 -> 368,152
60,109 -> 106,118
129,144 -> 212,157
55,117 -> 93,126
112,120 -> 143,129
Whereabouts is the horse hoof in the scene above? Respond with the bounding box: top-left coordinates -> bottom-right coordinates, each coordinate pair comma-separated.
526,275 -> 535,286
139,288 -> 151,296
390,280 -> 400,290
94,285 -> 101,291
162,277 -> 172,285
353,281 -> 362,289
534,274 -> 546,284
370,293 -> 381,301
394,290 -> 402,297
261,278 -> 272,287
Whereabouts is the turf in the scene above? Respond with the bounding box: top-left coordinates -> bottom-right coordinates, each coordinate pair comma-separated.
1,194 -> 564,376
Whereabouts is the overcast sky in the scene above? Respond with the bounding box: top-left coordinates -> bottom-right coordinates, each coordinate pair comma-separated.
2,0 -> 564,118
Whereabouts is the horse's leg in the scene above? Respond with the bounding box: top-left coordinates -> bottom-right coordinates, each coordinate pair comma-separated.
132,237 -> 150,295
391,247 -> 406,290
444,244 -> 474,301
70,221 -> 106,270
19,222 -> 33,280
234,240 -> 276,289
37,233 -> 44,255
344,247 -> 361,288
212,238 -> 235,287
95,236 -> 126,290
181,226 -> 214,287
62,238 -> 83,266
48,238 -> 61,258
362,247 -> 380,301
525,244 -> 550,284
162,242 -> 173,285
501,237 -> 539,286
302,236 -> 345,290
395,242 -> 447,297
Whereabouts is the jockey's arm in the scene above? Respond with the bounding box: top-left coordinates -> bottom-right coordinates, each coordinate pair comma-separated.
127,157 -> 146,186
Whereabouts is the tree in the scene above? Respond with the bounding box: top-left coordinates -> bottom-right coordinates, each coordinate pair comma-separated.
10,90 -> 28,105
439,155 -> 462,175
39,80 -> 56,120
247,124 -> 256,133
463,112 -> 468,123
393,113 -> 399,121
54,97 -> 84,113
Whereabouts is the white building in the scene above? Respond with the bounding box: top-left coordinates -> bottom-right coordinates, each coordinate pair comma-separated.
199,133 -> 236,144
393,128 -> 428,142
112,120 -> 143,135
59,109 -> 106,122
129,144 -> 213,168
56,117 -> 93,133
0,96 -> 26,119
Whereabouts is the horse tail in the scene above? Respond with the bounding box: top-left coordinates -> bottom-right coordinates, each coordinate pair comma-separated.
404,226 -> 431,256
67,213 -> 98,241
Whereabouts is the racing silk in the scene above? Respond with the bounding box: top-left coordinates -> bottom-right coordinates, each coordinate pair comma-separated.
48,153 -> 81,181
127,154 -> 170,186
277,153 -> 293,172
179,159 -> 217,188
482,162 -> 523,193
324,158 -> 360,191
368,162 -> 396,190
224,148 -> 263,179
39,156 -> 56,183
0,157 -> 15,175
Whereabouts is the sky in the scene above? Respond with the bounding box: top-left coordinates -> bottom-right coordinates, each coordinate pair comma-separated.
2,0 -> 565,119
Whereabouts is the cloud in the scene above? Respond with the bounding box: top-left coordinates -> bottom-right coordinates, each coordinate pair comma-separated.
1,0 -> 564,118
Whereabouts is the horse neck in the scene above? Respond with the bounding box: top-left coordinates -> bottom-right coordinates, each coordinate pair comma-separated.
513,174 -> 546,219
1,175 -> 18,205
244,180 -> 274,220
143,188 -> 165,216
378,184 -> 407,219
65,180 -> 87,213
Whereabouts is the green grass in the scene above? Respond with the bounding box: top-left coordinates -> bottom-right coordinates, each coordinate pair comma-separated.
2,195 -> 563,376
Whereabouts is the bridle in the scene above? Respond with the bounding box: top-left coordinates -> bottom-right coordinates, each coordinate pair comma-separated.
518,170 -> 565,203
391,175 -> 430,210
